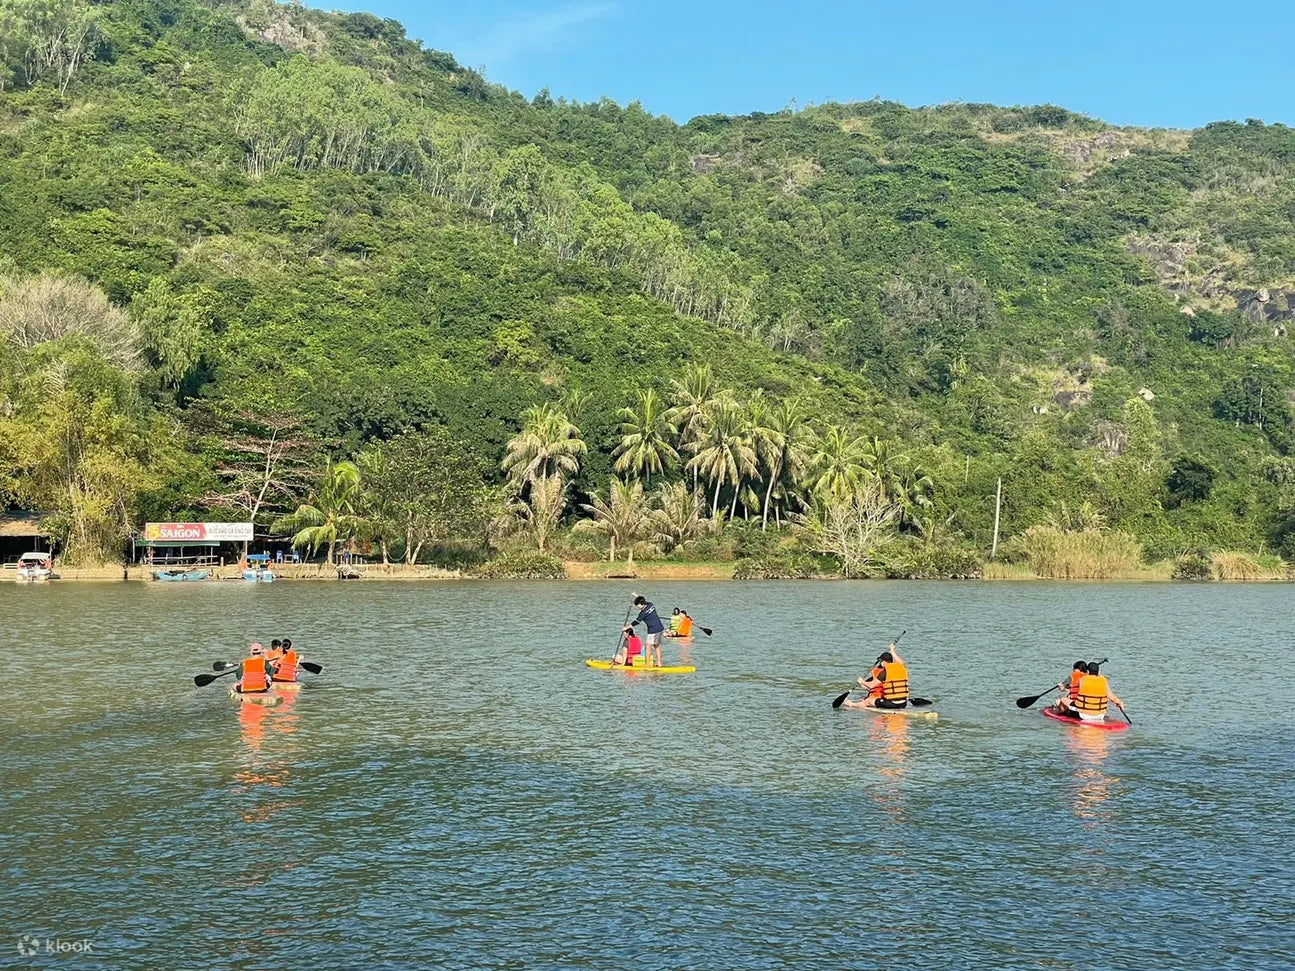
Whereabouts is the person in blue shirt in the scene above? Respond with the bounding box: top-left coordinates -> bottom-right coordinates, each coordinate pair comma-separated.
623,594 -> 666,667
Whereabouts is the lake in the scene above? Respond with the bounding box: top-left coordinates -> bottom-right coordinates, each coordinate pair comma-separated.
2,580 -> 1291,969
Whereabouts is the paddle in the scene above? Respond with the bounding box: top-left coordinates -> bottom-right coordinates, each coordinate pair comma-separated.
1114,702 -> 1132,725
1015,656 -> 1109,709
610,606 -> 632,665
214,659 -> 323,674
194,669 -> 239,688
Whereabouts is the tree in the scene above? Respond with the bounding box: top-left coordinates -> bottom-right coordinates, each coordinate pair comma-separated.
686,397 -> 756,518
0,271 -> 142,372
357,427 -> 490,564
577,476 -> 651,560
1165,455 -> 1216,508
0,0 -> 99,94
613,387 -> 677,484
501,402 -> 586,490
649,481 -> 708,552
188,404 -> 318,559
129,280 -> 213,389
667,363 -> 719,491
0,340 -> 160,564
796,480 -> 899,578
809,425 -> 868,501
272,458 -> 365,565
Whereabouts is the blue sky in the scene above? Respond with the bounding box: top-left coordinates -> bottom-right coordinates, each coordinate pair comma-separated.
329,0 -> 1292,128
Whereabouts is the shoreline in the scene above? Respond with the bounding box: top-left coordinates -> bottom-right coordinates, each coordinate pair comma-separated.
8,560 -> 1292,583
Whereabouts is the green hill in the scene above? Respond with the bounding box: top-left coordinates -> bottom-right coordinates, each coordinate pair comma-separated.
2,0 -> 1295,572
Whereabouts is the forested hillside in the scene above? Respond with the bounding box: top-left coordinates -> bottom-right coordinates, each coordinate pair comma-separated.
2,0 -> 1295,576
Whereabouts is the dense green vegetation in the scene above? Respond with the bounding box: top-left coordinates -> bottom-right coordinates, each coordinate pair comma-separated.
2,0 -> 1295,577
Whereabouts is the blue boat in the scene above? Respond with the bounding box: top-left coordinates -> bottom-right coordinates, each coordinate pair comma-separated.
242,554 -> 275,582
153,568 -> 211,582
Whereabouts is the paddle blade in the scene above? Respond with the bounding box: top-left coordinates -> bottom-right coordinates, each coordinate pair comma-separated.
194,673 -> 220,687
300,661 -> 323,674
212,661 -> 236,672
699,627 -> 713,636
831,691 -> 851,709
909,697 -> 933,707
1016,688 -> 1053,709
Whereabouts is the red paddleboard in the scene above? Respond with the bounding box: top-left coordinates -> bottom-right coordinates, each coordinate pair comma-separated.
1042,706 -> 1130,731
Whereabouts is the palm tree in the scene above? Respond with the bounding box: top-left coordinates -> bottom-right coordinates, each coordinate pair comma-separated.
751,398 -> 812,530
649,481 -> 707,553
809,425 -> 868,501
666,363 -> 718,491
272,458 -> 365,565
501,402 -> 587,490
686,398 -> 757,518
354,445 -> 397,564
741,391 -> 777,521
613,388 -> 678,484
577,476 -> 651,560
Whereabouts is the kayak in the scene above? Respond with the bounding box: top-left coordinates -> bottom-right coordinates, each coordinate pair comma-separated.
270,680 -> 301,691
229,687 -> 283,706
585,659 -> 696,674
1042,706 -> 1129,731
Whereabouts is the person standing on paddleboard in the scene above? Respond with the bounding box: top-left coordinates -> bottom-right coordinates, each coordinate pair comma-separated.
625,594 -> 666,667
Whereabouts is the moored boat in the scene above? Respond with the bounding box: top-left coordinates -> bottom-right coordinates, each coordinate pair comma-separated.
154,568 -> 211,582
1042,705 -> 1129,731
15,552 -> 53,582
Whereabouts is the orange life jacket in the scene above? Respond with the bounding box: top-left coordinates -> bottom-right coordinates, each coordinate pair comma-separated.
272,649 -> 298,682
678,616 -> 692,636
266,646 -> 284,661
879,660 -> 909,701
240,656 -> 269,692
1074,673 -> 1109,714
1068,670 -> 1083,702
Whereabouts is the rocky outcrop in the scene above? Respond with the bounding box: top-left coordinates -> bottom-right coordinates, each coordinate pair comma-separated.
1236,288 -> 1295,323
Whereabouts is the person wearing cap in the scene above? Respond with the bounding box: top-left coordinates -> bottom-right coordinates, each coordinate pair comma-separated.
235,642 -> 274,694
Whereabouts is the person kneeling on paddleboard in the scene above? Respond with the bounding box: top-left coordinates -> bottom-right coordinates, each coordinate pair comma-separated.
1052,661 -> 1087,713
849,645 -> 910,709
1056,662 -> 1123,721
627,594 -> 665,667
669,608 -> 683,636
615,628 -> 645,667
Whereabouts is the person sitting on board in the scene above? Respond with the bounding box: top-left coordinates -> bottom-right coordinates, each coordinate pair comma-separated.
266,639 -> 284,662
846,645 -> 910,709
628,594 -> 666,667
272,641 -> 300,683
235,643 -> 273,695
676,610 -> 693,638
614,628 -> 645,667
1051,661 -> 1088,714
1060,661 -> 1123,722
668,608 -> 683,636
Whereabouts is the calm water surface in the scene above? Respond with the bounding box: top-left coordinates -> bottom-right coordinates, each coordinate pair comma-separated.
1,580 -> 1292,969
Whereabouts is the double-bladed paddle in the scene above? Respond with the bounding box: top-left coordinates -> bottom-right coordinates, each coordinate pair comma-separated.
213,659 -> 323,674
1015,657 -> 1109,709
194,668 -> 239,688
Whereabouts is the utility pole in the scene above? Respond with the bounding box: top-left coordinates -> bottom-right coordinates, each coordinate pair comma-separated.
990,477 -> 1002,561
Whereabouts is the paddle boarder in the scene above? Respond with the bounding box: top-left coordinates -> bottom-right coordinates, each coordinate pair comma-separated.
1055,661 -> 1125,722
625,594 -> 665,667
845,644 -> 910,709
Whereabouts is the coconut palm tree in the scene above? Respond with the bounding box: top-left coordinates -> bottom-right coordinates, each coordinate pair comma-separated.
577,476 -> 652,560
272,458 -> 365,565
808,425 -> 868,501
756,398 -> 812,530
687,398 -> 757,518
613,388 -> 678,484
666,363 -> 719,490
649,481 -> 708,553
501,402 -> 587,490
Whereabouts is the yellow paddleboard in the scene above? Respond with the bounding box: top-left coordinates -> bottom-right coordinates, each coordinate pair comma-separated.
863,705 -> 938,720
585,659 -> 696,674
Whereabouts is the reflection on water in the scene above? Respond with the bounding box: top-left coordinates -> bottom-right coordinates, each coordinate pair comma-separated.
1064,727 -> 1120,824
866,714 -> 909,826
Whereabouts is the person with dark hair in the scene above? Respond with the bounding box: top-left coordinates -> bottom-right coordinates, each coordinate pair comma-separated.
1053,661 -> 1088,715
843,642 -> 910,709
624,594 -> 665,667
614,628 -> 644,667
1068,661 -> 1124,722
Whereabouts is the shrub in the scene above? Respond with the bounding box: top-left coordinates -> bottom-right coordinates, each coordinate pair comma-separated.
732,551 -> 820,579
1212,551 -> 1283,581
884,543 -> 984,579
1013,526 -> 1142,579
473,550 -> 566,579
1172,549 -> 1214,581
